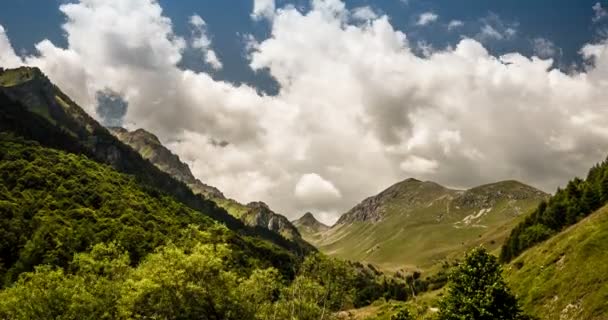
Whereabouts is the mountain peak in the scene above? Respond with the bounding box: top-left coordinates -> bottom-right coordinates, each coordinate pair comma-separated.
109,126 -> 225,199
293,212 -> 329,236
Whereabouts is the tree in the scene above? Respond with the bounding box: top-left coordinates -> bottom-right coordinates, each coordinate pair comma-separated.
438,247 -> 528,320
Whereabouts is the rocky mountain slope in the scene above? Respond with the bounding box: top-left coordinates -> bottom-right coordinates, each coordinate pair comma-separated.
292,212 -> 330,242
303,178 -> 548,270
109,127 -> 224,199
0,66 -> 309,254
505,204 -> 608,320
108,127 -> 303,242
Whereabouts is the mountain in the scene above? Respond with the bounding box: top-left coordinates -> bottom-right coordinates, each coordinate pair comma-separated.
108,127 -> 304,242
305,178 -> 548,270
108,127 -> 224,199
505,205 -> 608,320
0,66 -> 410,319
0,66 -> 308,254
292,212 -> 330,242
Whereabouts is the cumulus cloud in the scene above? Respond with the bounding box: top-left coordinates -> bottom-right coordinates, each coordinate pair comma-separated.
3,0 -> 608,224
477,13 -> 518,42
252,0 -> 275,20
447,20 -> 464,31
295,173 -> 342,205
352,6 -> 378,21
417,12 -> 438,26
400,156 -> 439,175
189,14 -> 222,70
0,25 -> 21,67
532,37 -> 560,59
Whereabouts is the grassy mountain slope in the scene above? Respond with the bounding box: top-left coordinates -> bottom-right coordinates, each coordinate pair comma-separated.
292,212 -> 330,243
310,179 -> 547,270
108,127 -> 304,243
108,127 -> 225,199
0,135 -> 296,285
0,66 -> 308,254
505,205 -> 608,320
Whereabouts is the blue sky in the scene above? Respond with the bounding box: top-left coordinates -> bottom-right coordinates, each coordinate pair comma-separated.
2,0 -> 607,94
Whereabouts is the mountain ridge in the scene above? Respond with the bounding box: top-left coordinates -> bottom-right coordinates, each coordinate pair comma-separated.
298,177 -> 548,270
0,66 -> 310,254
108,126 -> 304,243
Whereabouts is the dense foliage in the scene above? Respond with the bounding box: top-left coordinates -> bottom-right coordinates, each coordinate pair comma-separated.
0,87 -> 307,254
0,135 -> 296,285
0,135 -> 423,318
500,157 -> 608,262
438,247 -> 531,320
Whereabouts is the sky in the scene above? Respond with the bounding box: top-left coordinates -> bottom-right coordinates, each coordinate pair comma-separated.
2,0 -> 608,224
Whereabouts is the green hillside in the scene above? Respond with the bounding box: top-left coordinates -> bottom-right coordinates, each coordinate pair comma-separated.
0,135 -> 421,319
109,127 -> 305,243
309,179 -> 547,270
505,205 -> 608,320
292,212 -> 330,243
0,135 -> 295,284
0,66 -> 307,254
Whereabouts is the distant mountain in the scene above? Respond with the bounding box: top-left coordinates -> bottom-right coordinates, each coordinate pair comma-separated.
109,127 -> 224,199
306,178 -> 548,270
292,212 -> 329,242
505,204 -> 608,320
0,66 -> 309,254
108,127 -> 304,243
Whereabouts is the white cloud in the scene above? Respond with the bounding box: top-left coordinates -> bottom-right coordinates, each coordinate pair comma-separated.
532,37 -> 559,59
400,156 -> 439,175
477,14 -> 518,42
352,6 -> 378,21
295,173 -> 342,205
189,14 -> 222,70
593,2 -> 608,23
0,25 -> 22,68
417,12 -> 438,26
3,0 -> 608,223
252,0 -> 275,20
448,20 -> 464,31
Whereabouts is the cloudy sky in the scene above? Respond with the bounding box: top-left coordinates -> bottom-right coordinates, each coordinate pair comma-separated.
2,0 -> 608,224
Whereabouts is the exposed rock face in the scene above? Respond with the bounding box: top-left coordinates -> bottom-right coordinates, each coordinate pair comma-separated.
109,127 -> 224,199
243,202 -> 302,240
109,128 -> 304,243
293,212 -> 330,234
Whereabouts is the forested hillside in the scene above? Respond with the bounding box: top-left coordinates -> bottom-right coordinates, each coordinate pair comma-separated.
501,156 -> 608,262
0,134 -> 432,319
0,67 -> 307,254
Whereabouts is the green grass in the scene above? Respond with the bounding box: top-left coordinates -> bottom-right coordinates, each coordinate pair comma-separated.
505,205 -> 608,320
0,68 -> 37,87
312,181 -> 544,271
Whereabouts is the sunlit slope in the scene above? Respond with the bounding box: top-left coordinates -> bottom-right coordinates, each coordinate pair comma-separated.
505,205 -> 608,320
311,179 -> 546,270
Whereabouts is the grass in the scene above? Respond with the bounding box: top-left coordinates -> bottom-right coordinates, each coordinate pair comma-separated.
0,68 -> 37,87
505,205 -> 608,320
313,185 -> 542,271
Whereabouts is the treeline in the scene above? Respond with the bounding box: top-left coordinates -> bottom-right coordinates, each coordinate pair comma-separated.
501,157 -> 608,262
0,136 -> 425,319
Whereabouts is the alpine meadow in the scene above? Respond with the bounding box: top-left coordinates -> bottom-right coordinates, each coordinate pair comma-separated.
1,0 -> 608,319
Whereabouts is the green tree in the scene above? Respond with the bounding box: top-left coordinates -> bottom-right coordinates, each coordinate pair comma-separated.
438,247 -> 527,320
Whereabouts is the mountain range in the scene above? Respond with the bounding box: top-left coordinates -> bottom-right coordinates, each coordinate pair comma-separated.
2,65 -> 608,319
298,178 -> 548,270
107,127 -> 304,243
